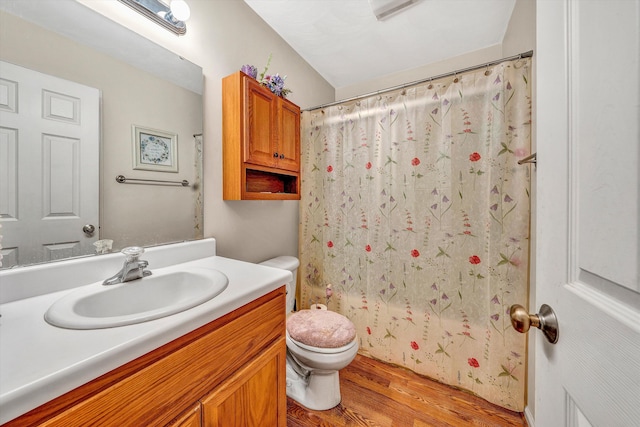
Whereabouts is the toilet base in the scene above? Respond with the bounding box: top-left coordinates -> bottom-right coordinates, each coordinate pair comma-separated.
286,361 -> 342,410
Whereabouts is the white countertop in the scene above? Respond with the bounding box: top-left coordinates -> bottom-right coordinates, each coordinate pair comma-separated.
0,241 -> 291,424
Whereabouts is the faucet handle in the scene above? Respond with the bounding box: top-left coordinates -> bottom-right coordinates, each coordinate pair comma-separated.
121,246 -> 145,261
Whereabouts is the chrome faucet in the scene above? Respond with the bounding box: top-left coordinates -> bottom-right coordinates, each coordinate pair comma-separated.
103,246 -> 152,286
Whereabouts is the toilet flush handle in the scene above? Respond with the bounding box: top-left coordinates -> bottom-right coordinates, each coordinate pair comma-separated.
509,304 -> 559,344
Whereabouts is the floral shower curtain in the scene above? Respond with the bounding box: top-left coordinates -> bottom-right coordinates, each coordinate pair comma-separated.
299,57 -> 532,411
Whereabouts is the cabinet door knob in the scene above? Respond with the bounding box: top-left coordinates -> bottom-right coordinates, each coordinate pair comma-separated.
279,154 -> 285,159
273,152 -> 279,158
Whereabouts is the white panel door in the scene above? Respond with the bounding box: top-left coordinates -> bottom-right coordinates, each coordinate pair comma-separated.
0,61 -> 100,267
535,0 -> 640,426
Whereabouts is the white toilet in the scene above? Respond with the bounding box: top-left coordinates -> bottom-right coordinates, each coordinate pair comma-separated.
259,256 -> 359,411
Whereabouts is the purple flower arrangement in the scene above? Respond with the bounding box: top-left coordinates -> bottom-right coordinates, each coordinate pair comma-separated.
263,74 -> 287,96
240,54 -> 292,98
240,64 -> 257,79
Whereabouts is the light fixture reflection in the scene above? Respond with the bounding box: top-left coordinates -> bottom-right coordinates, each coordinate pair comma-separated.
117,0 -> 190,36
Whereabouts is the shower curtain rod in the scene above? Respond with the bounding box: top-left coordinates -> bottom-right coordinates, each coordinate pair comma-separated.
305,50 -> 534,111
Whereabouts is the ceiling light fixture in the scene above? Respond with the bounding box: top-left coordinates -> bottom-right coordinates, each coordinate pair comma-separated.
117,0 -> 190,36
368,0 -> 420,21
169,0 -> 191,21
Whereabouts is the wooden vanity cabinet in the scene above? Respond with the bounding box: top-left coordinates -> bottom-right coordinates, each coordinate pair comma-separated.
168,403 -> 201,427
200,341 -> 283,426
4,288 -> 287,427
170,342 -> 284,427
223,71 -> 301,200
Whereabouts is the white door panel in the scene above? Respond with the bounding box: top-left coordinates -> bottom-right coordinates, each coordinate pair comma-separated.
0,61 -> 100,267
535,0 -> 640,426
574,1 -> 639,292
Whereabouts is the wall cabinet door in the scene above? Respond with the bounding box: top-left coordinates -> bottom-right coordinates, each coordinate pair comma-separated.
245,77 -> 277,168
276,99 -> 300,172
201,339 -> 286,427
244,77 -> 300,173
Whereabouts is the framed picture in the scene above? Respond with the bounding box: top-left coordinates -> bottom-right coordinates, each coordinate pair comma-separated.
132,125 -> 178,172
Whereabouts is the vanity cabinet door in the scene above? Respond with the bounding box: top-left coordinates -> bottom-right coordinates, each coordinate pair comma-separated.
201,338 -> 286,427
167,403 -> 201,427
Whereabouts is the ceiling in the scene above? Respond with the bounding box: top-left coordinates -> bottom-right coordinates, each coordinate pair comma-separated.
244,0 -> 516,88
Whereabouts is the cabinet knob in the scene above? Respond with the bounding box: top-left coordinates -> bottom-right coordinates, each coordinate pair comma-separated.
279,154 -> 285,159
273,152 -> 279,158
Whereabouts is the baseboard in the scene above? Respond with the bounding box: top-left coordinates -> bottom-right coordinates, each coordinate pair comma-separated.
524,406 -> 535,427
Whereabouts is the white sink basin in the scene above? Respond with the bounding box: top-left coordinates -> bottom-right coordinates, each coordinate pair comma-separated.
44,267 -> 228,329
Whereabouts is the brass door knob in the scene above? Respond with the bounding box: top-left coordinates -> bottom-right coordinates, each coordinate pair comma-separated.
509,304 -> 559,344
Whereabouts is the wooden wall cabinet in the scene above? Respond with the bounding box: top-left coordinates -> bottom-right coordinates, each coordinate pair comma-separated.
223,71 -> 301,200
5,289 -> 287,427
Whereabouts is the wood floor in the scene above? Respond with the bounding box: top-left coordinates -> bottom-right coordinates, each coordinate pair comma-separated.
287,354 -> 528,427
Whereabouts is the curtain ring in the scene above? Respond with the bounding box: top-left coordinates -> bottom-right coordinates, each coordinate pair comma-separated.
453,73 -> 459,83
484,65 -> 492,76
427,78 -> 433,90
514,54 -> 525,69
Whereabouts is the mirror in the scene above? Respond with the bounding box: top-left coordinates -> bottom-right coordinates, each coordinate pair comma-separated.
0,0 -> 203,269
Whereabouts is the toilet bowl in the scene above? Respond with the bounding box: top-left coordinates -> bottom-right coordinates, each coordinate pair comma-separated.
259,256 -> 359,410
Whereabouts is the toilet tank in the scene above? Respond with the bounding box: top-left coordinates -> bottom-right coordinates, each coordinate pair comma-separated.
259,256 -> 299,313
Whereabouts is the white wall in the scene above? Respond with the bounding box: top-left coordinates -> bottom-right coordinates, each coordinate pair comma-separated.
77,0 -> 336,263
503,0 -> 536,57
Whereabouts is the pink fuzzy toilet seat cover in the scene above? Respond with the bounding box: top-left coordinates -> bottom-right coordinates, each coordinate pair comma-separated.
287,309 -> 356,348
